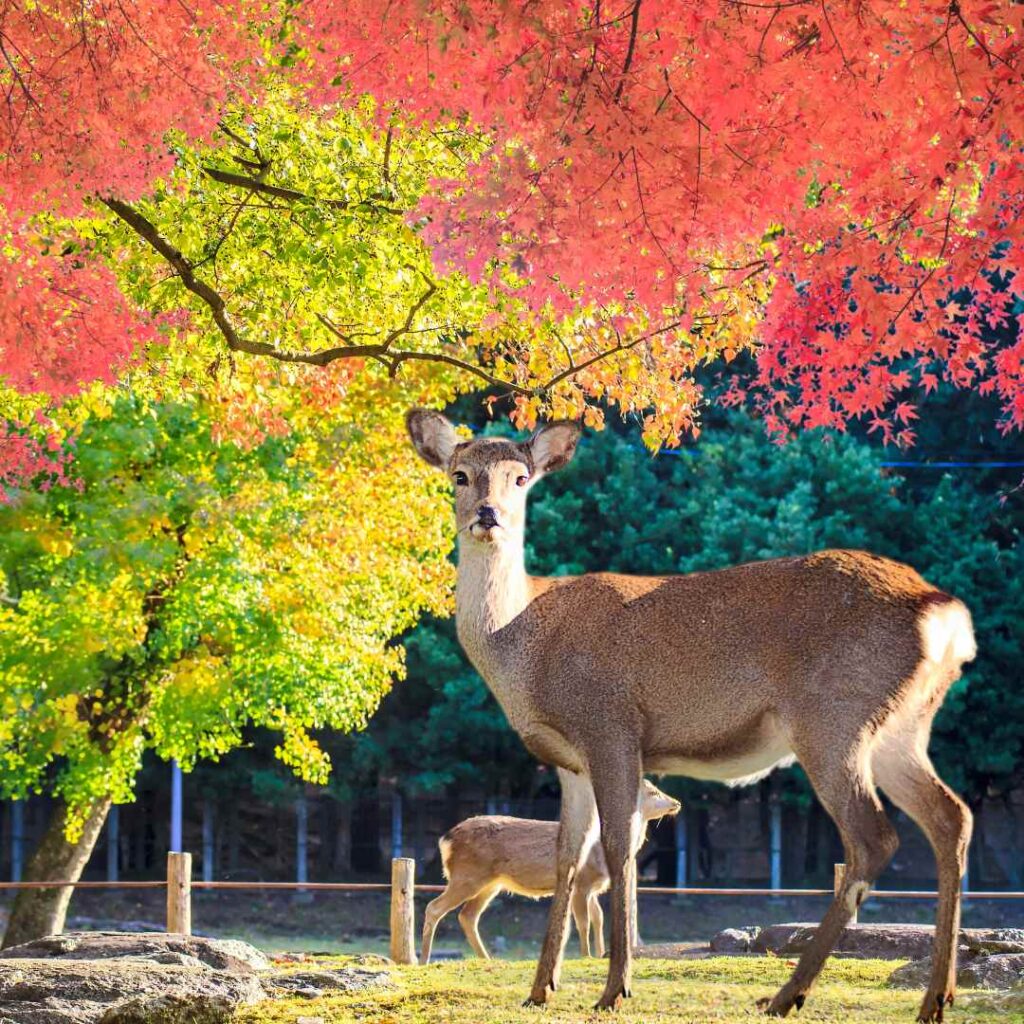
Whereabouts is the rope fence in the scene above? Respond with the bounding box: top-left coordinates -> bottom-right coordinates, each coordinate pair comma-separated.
2,854 -> 1022,964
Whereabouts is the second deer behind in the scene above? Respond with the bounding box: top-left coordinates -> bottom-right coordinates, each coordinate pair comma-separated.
421,776 -> 679,964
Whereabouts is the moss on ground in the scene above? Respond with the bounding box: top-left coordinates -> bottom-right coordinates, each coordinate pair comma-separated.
239,956 -> 1013,1023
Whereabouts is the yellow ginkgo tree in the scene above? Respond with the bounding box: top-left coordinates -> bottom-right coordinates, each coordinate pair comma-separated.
0,382 -> 455,946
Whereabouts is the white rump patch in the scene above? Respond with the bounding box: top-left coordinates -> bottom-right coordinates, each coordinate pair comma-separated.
919,600 -> 977,667
438,836 -> 452,881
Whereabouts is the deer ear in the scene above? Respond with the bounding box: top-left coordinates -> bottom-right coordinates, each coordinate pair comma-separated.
528,420 -> 581,475
406,409 -> 459,469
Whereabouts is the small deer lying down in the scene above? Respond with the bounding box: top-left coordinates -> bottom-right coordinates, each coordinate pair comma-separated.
420,777 -> 679,964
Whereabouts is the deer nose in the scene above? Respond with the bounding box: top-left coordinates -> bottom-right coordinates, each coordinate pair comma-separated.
477,505 -> 499,527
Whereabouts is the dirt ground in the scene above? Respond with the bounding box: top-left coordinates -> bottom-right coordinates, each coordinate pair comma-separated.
3,888 -> 1021,959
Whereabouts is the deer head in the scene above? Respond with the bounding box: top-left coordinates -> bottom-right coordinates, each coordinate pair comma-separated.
639,780 -> 681,823
406,410 -> 581,545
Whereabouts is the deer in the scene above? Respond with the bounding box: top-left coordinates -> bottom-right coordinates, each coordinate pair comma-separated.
420,774 -> 680,964
406,410 -> 976,1023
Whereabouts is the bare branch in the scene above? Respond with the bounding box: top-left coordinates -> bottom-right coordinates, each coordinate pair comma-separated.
542,319 -> 682,391
382,122 -> 394,185
615,0 -> 642,103
217,120 -> 268,169
884,190 -> 958,335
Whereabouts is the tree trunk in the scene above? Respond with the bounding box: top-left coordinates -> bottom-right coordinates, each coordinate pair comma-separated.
1,796 -> 112,949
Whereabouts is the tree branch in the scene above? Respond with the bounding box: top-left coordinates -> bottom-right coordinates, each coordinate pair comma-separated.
615,0 -> 642,103
102,197 -> 702,400
201,166 -> 405,215
101,196 -> 389,366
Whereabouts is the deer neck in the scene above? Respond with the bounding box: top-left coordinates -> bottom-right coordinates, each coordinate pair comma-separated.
455,534 -> 531,646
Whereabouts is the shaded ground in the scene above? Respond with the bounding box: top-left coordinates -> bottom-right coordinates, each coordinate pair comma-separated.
236,956 -> 1016,1024
3,889 -> 1020,960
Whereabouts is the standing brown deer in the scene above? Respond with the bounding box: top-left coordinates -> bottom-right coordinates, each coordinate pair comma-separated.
406,410 -> 976,1023
420,775 -> 679,964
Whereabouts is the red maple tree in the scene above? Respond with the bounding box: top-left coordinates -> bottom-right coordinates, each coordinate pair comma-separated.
1,1 -> 1021,445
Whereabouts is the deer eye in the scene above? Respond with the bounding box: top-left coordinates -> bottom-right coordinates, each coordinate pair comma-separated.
515,475 -> 529,487
453,470 -> 468,486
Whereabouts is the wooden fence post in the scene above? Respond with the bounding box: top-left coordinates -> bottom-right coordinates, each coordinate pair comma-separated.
167,851 -> 192,935
390,857 -> 416,964
834,862 -> 857,924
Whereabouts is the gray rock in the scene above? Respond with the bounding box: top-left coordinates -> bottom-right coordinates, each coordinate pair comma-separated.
710,928 -> 761,953
349,954 -> 394,967
98,994 -> 241,1024
889,951 -> 1024,992
962,928 -> 1024,956
887,957 -> 935,990
0,932 -> 394,1024
0,958 -> 265,1024
959,952 -> 1024,990
633,942 -> 711,960
0,933 -> 269,973
262,968 -> 393,997
66,920 -> 169,936
752,923 -> 935,960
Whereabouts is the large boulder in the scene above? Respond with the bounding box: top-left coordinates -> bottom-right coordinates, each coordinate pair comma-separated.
962,929 -> 1024,956
889,935 -> 1024,993
0,932 -> 393,1023
960,952 -> 1024,990
887,957 -> 936,990
0,958 -> 265,1024
751,923 -> 936,960
99,994 -> 250,1024
0,932 -> 269,973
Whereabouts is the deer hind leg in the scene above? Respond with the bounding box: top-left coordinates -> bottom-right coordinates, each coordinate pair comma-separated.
589,892 -> 606,958
591,751 -> 643,1011
762,732 -> 899,1017
458,885 -> 500,960
572,885 -> 593,957
526,769 -> 598,1005
420,881 -> 480,964
873,719 -> 972,1023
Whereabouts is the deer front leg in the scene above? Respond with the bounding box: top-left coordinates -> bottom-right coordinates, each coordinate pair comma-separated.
592,752 -> 643,1011
525,769 -> 598,1006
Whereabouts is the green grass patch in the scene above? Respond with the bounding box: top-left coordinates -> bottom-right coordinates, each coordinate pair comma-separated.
239,956 -> 1012,1023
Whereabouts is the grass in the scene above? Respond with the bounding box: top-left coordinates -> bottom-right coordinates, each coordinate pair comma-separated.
237,956 -> 1015,1024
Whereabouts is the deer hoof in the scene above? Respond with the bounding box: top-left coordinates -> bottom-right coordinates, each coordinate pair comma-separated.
523,984 -> 554,1008
916,991 -> 947,1023
756,995 -> 790,1017
594,988 -> 626,1011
